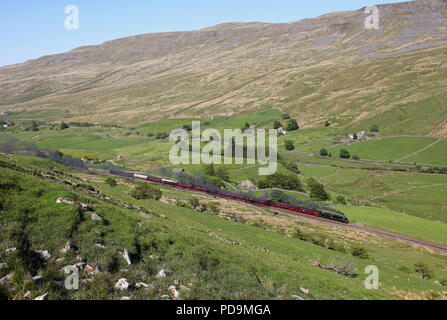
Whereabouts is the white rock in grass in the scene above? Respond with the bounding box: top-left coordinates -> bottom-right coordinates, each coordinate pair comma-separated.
23,291 -> 31,298
292,294 -> 305,300
168,285 -> 180,299
135,282 -> 153,289
299,287 -> 310,295
115,278 -> 131,291
91,214 -> 102,221
34,250 -> 51,261
123,249 -> 132,265
34,293 -> 49,300
0,273 -> 13,285
0,263 -> 7,269
120,296 -> 131,300
156,269 -> 167,279
5,247 -> 16,254
95,243 -> 106,249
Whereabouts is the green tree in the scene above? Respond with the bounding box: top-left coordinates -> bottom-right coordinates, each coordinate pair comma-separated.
105,178 -> 117,188
60,122 -> 69,130
320,148 -> 329,156
324,121 -> 330,127
285,119 -> 299,131
205,176 -> 225,189
30,121 -> 39,132
215,166 -> 230,182
282,114 -> 291,120
204,163 -> 215,176
336,195 -> 347,204
353,133 -> 358,140
371,124 -> 380,133
284,140 -> 295,151
307,178 -> 329,201
339,149 -> 351,159
130,183 -> 162,200
182,124 -> 192,131
283,161 -> 300,174
273,120 -> 282,129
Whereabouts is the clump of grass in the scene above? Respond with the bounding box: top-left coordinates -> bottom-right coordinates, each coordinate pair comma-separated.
414,262 -> 434,280
351,246 -> 369,260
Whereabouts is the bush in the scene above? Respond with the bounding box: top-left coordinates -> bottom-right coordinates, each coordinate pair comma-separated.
60,122 -> 69,130
324,121 -> 330,127
351,246 -> 369,259
414,262 -> 433,279
285,119 -> 299,131
273,120 -> 282,129
196,247 -> 220,271
320,148 -> 328,156
284,140 -> 295,151
309,183 -> 329,201
30,121 -> 39,132
130,183 -> 162,200
189,198 -> 200,210
156,132 -> 169,140
352,155 -> 360,160
204,163 -> 215,176
205,175 -> 225,189
339,149 -> 351,159
282,114 -> 291,120
105,178 -> 117,188
208,202 -> 220,215
215,166 -> 230,182
335,195 -> 347,204
371,124 -> 379,132
258,172 -> 303,192
283,161 -> 300,174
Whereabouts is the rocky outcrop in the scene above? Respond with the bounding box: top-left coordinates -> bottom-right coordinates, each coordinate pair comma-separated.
34,293 -> 49,300
122,249 -> 132,265
115,278 -> 131,291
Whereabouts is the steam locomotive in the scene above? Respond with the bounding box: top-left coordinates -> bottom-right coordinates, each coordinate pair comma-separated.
109,170 -> 349,224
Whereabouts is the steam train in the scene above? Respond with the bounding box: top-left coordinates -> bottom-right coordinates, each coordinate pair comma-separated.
109,170 -> 349,224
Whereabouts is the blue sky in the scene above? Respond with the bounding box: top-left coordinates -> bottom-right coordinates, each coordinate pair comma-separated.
0,0 -> 409,67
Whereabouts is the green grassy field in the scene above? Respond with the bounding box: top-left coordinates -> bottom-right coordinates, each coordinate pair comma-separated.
339,206 -> 447,245
329,137 -> 438,163
405,140 -> 447,166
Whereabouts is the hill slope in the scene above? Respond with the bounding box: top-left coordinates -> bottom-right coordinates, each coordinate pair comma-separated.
1,0 -> 447,136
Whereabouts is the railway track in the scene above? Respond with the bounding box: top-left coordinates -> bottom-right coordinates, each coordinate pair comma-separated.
268,206 -> 447,253
74,167 -> 447,254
